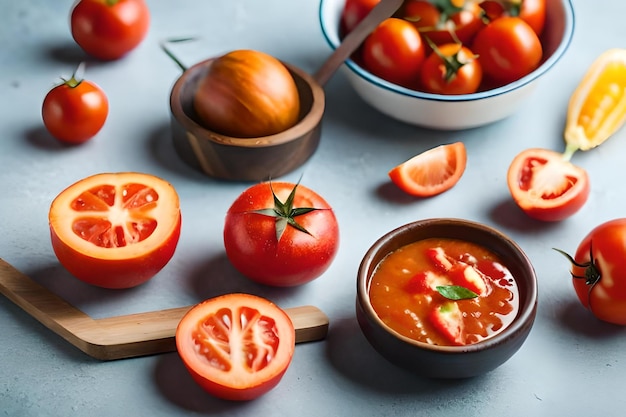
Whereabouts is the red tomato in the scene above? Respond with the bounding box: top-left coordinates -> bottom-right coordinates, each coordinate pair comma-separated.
42,71 -> 108,145
48,172 -> 181,289
401,0 -> 440,30
472,16 -> 542,84
70,0 -> 150,60
388,142 -> 467,197
419,43 -> 482,95
362,18 -> 425,87
480,0 -> 546,36
176,293 -> 295,401
556,219 -> 626,325
401,1 -> 485,47
507,148 -> 590,222
223,182 -> 340,287
340,0 -> 381,35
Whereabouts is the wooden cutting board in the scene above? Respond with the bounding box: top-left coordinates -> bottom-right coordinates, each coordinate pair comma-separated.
0,258 -> 329,361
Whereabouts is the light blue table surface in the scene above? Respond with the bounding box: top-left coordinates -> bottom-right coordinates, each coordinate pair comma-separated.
2,0 -> 626,416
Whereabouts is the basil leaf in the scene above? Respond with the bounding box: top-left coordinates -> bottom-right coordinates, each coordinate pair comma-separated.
436,285 -> 478,300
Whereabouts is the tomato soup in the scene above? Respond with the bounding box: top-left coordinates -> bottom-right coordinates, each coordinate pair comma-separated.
369,237 -> 519,346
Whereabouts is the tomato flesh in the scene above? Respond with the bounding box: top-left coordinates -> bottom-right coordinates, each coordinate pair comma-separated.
176,293 -> 295,401
49,172 -> 181,288
388,142 -> 467,197
507,148 -> 590,222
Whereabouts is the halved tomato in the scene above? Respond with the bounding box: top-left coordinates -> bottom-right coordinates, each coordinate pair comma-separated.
176,293 -> 295,401
507,148 -> 590,222
564,49 -> 626,153
388,142 -> 467,197
48,172 -> 181,289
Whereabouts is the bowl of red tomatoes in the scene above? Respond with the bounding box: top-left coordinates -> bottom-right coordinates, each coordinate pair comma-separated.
320,0 -> 574,130
356,218 -> 538,378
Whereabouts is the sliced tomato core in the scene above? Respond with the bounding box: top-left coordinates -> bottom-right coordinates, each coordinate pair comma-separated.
517,157 -> 579,199
192,306 -> 281,373
69,183 -> 160,248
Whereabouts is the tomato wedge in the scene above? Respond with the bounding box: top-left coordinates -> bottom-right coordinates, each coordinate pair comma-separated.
507,148 -> 590,222
388,142 -> 467,197
176,293 -> 295,401
564,49 -> 626,153
48,172 -> 181,289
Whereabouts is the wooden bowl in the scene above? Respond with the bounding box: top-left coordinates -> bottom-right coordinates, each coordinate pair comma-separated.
170,58 -> 325,181
356,218 -> 538,379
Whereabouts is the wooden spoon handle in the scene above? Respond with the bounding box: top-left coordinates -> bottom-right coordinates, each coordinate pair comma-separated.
314,0 -> 404,86
0,258 -> 329,360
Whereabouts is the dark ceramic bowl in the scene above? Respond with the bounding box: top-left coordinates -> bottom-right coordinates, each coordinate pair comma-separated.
170,58 -> 325,182
356,218 -> 538,379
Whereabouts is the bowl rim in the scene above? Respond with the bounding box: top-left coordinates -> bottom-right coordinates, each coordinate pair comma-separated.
169,58 -> 326,148
356,217 -> 538,353
319,0 -> 575,103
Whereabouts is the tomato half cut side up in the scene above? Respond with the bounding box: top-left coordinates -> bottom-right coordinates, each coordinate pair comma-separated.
388,142 -> 467,197
507,148 -> 590,222
48,172 -> 181,289
176,293 -> 296,401
564,49 -> 626,153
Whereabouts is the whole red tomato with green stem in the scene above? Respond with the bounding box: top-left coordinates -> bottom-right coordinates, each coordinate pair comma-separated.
554,219 -> 626,325
472,16 -> 542,85
70,0 -> 150,60
361,17 -> 425,87
400,0 -> 485,48
224,181 -> 340,287
42,63 -> 108,144
480,0 -> 546,36
419,42 -> 482,95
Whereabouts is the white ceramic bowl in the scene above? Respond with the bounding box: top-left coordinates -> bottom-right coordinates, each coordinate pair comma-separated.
319,0 -> 575,130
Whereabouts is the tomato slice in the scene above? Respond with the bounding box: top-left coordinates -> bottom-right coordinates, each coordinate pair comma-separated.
565,49 -> 626,153
176,293 -> 295,401
388,142 -> 467,197
507,148 -> 590,222
48,172 -> 181,288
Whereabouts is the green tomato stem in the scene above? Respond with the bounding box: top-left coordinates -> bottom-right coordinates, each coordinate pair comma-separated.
562,142 -> 579,162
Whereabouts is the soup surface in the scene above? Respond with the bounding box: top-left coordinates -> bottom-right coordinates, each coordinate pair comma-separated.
369,237 -> 519,346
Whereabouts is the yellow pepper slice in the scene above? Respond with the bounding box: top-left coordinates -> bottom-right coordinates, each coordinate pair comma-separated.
564,49 -> 626,154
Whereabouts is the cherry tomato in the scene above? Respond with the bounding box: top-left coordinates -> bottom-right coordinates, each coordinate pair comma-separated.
176,293 -> 295,401
388,142 -> 467,197
362,17 -> 425,87
401,0 -> 440,30
400,0 -> 485,47
340,0 -> 381,35
70,0 -> 150,61
49,172 -> 181,288
555,219 -> 626,325
223,181 -> 340,287
42,70 -> 108,145
472,16 -> 542,85
419,43 -> 482,95
480,0 -> 546,36
507,148 -> 589,222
